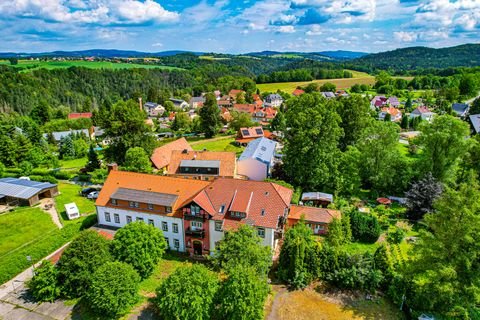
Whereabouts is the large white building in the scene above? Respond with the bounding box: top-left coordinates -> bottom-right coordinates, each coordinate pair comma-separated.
237,137 -> 277,181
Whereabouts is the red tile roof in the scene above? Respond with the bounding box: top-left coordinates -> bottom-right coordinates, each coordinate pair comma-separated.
150,138 -> 193,170
68,112 -> 92,119
229,89 -> 245,98
167,150 -> 236,177
233,104 -> 255,114
96,170 -> 210,217
292,89 -> 305,96
238,126 -> 264,139
191,178 -> 293,229
288,205 -> 341,224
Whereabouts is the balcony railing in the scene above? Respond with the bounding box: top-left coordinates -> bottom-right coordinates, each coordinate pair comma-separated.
183,208 -> 207,221
185,228 -> 206,238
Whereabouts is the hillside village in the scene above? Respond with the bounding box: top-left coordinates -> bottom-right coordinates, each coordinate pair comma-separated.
0,47 -> 480,320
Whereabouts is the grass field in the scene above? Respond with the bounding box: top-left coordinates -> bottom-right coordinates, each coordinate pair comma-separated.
257,71 -> 413,93
59,157 -> 88,170
0,183 -> 96,283
55,182 -> 96,223
0,60 -> 182,72
190,136 -> 244,156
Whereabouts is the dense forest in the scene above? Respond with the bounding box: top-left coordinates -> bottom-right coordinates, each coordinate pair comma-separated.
348,44 -> 480,74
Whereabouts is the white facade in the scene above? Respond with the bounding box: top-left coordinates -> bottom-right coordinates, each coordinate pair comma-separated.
410,112 -> 434,122
208,220 -> 276,254
96,206 -> 185,252
237,158 -> 268,181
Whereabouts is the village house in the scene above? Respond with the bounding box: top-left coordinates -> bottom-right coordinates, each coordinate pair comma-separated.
379,107 -> 402,122
189,96 -> 205,109
288,205 -> 341,235
264,93 -> 283,107
169,98 -> 189,110
167,150 -> 236,180
452,103 -> 470,118
371,96 -> 400,109
96,170 -> 210,252
186,178 -> 293,255
301,192 -> 333,208
292,88 -> 305,96
252,106 -> 277,124
237,137 -> 277,181
469,114 -> 480,134
228,89 -> 245,102
321,92 -> 336,99
410,106 -> 434,122
68,112 -> 92,120
150,138 -> 193,172
144,102 -> 165,117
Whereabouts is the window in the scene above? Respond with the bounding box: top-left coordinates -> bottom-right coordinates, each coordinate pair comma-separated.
148,219 -> 154,226
126,215 -> 132,223
104,212 -> 111,222
261,209 -> 265,216
166,206 -> 172,213
111,199 -> 117,205
162,221 -> 168,232
164,237 -> 169,246
257,227 -> 265,238
136,217 -> 144,222
218,205 -> 225,214
173,223 -> 179,233
148,203 -> 154,210
215,221 -> 223,232
191,221 -> 203,230
129,201 -> 139,208
190,205 -> 200,215
114,213 -> 120,224
174,239 -> 180,249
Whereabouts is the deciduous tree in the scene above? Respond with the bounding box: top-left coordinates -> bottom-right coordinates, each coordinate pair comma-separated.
199,93 -> 220,138
405,173 -> 443,220
124,147 -> 152,173
27,261 -> 60,302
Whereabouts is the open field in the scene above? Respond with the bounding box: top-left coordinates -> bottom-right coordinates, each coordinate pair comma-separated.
0,60 -> 182,72
257,72 -> 414,93
0,183 -> 96,284
59,157 -> 87,170
190,136 -> 244,155
55,182 -> 96,223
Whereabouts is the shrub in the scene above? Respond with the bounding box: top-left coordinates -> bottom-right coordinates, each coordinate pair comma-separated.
350,211 -> 381,243
29,175 -> 58,184
31,168 -> 52,176
155,264 -> 220,320
57,230 -> 112,298
387,226 -> 406,244
86,261 -> 140,317
52,170 -> 73,180
111,222 -> 166,279
27,260 -> 60,302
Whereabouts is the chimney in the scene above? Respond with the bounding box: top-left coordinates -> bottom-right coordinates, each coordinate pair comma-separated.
107,163 -> 118,173
138,97 -> 143,111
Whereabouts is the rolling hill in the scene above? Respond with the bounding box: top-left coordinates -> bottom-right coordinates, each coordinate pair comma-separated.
351,43 -> 480,72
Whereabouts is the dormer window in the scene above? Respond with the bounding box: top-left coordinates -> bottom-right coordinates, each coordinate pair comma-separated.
219,205 -> 225,214
261,209 -> 265,216
148,203 -> 154,210
111,199 -> 117,205
129,201 -> 139,208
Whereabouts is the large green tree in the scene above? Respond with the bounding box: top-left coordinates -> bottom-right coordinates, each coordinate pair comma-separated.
27,261 -> 60,302
407,182 -> 480,317
336,96 -> 372,150
123,147 -> 152,173
57,230 -> 112,298
229,110 -> 255,131
155,264 -> 220,320
215,266 -> 270,320
85,144 -> 101,172
199,93 -> 220,138
416,115 -> 470,181
283,93 -> 343,191
97,99 -> 156,164
213,225 -> 272,276
111,222 -> 167,279
86,261 -> 140,317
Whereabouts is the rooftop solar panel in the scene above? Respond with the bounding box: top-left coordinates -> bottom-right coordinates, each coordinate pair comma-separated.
241,129 -> 250,136
255,128 -> 263,135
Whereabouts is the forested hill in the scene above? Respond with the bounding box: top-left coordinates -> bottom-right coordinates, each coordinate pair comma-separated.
349,44 -> 480,73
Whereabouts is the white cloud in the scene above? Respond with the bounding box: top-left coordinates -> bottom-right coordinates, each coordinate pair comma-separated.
277,25 -> 296,33
305,24 -> 322,35
394,31 -> 417,42
152,42 -> 163,47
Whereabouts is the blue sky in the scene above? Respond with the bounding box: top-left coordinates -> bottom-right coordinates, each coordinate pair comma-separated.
0,0 -> 478,53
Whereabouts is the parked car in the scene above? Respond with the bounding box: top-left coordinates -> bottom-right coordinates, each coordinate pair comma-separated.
81,187 -> 99,197
87,191 -> 99,200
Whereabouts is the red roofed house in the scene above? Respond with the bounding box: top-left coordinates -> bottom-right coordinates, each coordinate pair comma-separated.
184,178 -> 293,255
410,106 -> 434,122
228,89 -> 245,101
68,112 -> 92,120
292,88 -> 305,96
288,205 -> 341,235
233,103 -> 256,114
167,150 -> 236,180
379,107 -> 402,122
150,138 -> 193,171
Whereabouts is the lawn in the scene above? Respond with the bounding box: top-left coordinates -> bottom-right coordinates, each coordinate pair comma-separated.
0,207 -> 57,258
0,183 -> 97,284
190,136 -> 244,156
59,157 -> 87,170
343,241 -> 380,255
0,60 -> 182,72
55,182 -> 96,223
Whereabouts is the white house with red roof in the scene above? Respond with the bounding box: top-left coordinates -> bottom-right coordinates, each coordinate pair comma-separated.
410,106 -> 434,122
371,96 -> 400,109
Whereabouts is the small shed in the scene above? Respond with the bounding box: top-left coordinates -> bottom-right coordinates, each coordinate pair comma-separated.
64,202 -> 80,220
301,192 -> 333,208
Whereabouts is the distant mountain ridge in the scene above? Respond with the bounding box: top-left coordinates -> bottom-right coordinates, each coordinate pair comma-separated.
0,49 -> 204,59
351,43 -> 480,71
